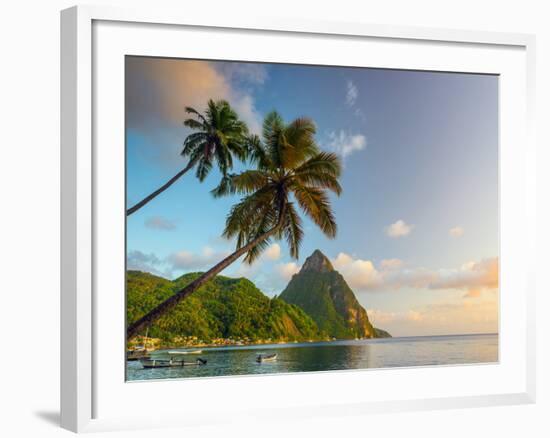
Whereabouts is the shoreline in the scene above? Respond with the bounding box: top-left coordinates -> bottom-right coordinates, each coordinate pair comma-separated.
129,337 -> 334,352
128,332 -> 497,354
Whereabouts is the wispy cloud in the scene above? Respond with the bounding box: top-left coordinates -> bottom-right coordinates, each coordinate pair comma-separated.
449,226 -> 464,237
380,258 -> 404,270
345,79 -> 366,121
215,62 -> 268,86
144,216 -> 177,231
325,130 -> 366,159
167,246 -> 230,271
346,80 -> 358,106
385,220 -> 414,238
127,250 -> 167,277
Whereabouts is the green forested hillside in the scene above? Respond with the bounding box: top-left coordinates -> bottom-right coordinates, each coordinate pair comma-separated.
127,270 -> 323,343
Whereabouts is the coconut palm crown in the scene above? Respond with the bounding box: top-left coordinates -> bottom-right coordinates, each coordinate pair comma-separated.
214,111 -> 343,263
126,99 -> 248,215
182,99 -> 249,181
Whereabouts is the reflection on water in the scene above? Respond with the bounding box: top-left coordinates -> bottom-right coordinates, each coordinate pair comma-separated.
127,333 -> 498,382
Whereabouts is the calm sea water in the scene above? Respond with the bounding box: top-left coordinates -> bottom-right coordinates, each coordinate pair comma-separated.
126,333 -> 498,382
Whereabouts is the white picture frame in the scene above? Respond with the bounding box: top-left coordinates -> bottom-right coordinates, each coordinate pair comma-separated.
60,4 -> 536,433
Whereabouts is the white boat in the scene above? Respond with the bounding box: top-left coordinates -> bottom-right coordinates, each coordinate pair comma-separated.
256,353 -> 277,363
167,349 -> 203,355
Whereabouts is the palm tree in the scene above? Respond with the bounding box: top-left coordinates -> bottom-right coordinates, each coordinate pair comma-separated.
127,111 -> 342,339
126,99 -> 249,216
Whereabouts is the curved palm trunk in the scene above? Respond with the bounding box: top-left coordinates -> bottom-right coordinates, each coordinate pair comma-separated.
126,160 -> 195,216
126,220 -> 284,339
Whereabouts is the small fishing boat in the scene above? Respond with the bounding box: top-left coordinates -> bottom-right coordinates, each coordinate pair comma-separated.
167,349 -> 203,355
127,328 -> 154,361
141,357 -> 207,369
256,353 -> 277,363
126,348 -> 150,361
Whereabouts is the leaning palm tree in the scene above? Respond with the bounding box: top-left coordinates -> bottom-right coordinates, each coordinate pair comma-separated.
126,99 -> 249,215
126,111 -> 342,339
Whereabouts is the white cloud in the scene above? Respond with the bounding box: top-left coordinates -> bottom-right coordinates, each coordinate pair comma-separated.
332,253 -> 382,289
167,246 -> 230,271
234,244 -> 283,279
216,62 -> 268,86
449,226 -> 464,237
229,92 -> 262,135
429,258 -> 498,297
326,130 -> 366,159
385,219 -> 414,238
346,80 -> 358,106
144,216 -> 177,231
127,250 -> 167,277
275,262 -> 301,282
264,243 -> 281,261
328,252 -> 498,297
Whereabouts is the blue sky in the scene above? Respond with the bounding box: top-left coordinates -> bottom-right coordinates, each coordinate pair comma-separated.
126,57 -> 499,336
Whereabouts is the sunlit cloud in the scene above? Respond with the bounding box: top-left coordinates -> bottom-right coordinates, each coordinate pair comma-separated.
429,258 -> 498,297
328,252 -> 498,297
385,219 -> 414,238
449,226 -> 464,237
264,243 -> 282,261
367,298 -> 498,336
332,253 -> 382,289
380,258 -> 403,270
125,58 -> 264,170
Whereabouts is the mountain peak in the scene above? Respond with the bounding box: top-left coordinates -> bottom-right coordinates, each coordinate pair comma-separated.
301,249 -> 334,273
280,249 -> 381,339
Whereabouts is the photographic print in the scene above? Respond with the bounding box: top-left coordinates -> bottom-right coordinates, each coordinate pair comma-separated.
125,56 -> 498,381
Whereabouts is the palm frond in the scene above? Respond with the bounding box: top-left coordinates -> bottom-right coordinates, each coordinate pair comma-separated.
195,154 -> 213,182
246,134 -> 271,169
242,205 -> 278,264
211,174 -> 235,198
183,118 -> 205,130
222,187 -> 277,239
283,117 -> 318,163
182,99 -> 249,181
291,183 -> 337,238
231,171 -> 270,194
293,152 -> 342,178
262,111 -> 284,143
181,132 -> 207,156
284,202 -> 304,259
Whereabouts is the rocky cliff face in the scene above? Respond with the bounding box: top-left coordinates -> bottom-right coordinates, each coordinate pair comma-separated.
280,250 -> 385,339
